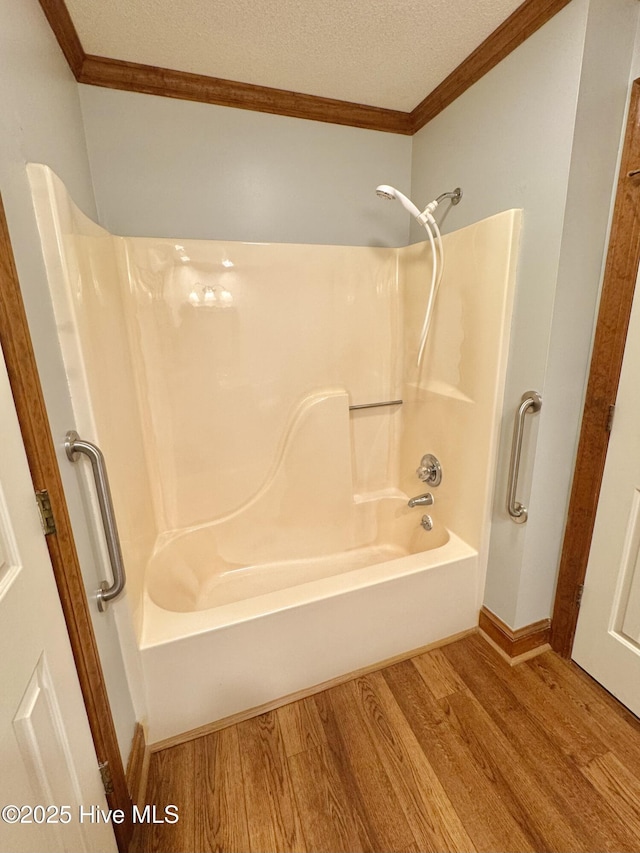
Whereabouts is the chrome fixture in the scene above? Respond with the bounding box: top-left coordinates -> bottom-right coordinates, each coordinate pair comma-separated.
408,493 -> 434,508
435,188 -> 463,205
65,431 -> 127,611
375,184 -> 462,367
349,399 -> 403,411
421,515 -> 433,531
416,454 -> 442,487
35,489 -> 56,536
375,185 -> 463,218
506,391 -> 542,523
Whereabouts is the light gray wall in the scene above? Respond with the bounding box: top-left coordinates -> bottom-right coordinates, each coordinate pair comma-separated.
78,86 -> 413,247
516,0 -> 639,627
0,0 -> 137,759
411,0 -> 639,628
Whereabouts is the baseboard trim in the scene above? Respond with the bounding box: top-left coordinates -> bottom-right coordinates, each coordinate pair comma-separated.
149,626 -> 477,752
479,606 -> 550,665
125,723 -> 150,808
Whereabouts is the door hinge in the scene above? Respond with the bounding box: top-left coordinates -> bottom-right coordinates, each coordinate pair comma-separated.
98,761 -> 114,795
35,490 -> 56,536
606,404 -> 615,432
575,583 -> 585,608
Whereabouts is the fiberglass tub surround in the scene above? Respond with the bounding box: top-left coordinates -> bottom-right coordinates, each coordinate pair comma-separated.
29,165 -> 520,742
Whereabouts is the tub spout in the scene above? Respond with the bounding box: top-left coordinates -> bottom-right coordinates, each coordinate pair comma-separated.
408,493 -> 434,508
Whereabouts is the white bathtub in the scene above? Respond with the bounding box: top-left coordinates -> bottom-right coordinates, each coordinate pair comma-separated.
139,523 -> 478,744
29,165 -> 520,748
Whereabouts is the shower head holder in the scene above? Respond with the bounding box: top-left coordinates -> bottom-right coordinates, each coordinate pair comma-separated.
436,187 -> 462,206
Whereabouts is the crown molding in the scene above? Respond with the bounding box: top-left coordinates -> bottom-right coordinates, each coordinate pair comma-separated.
37,0 -> 411,134
410,0 -> 572,132
78,55 -> 413,134
38,0 -> 570,133
38,0 -> 85,78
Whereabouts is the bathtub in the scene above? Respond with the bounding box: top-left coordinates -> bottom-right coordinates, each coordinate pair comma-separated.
29,164 -> 520,748
139,513 -> 478,745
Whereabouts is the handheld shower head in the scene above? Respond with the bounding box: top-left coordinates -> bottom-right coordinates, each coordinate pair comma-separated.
375,185 -> 422,219
375,185 -> 396,201
375,181 -> 463,366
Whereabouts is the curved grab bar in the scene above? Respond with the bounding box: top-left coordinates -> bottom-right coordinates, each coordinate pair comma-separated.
65,431 -> 126,611
507,391 -> 542,524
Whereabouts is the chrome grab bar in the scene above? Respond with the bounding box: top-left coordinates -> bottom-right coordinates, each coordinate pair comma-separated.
65,431 -> 126,611
507,391 -> 542,524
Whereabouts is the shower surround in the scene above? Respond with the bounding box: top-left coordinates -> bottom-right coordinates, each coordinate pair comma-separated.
29,165 -> 520,743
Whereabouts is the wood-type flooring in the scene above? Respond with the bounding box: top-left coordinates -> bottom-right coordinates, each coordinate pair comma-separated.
131,632 -> 640,852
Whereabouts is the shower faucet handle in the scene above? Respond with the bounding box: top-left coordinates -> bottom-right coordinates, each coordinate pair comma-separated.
416,454 -> 442,487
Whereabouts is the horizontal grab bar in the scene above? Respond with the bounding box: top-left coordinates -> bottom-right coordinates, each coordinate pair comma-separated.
65,431 -> 126,612
349,399 -> 403,411
506,391 -> 542,524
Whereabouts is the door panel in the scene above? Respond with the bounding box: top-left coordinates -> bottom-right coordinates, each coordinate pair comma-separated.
12,655 -> 91,853
572,266 -> 640,714
0,341 -> 116,852
0,190 -> 132,848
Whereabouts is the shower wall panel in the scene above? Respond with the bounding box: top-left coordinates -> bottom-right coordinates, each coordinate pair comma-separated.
399,210 -> 521,558
28,166 -> 157,626
118,239 -> 403,532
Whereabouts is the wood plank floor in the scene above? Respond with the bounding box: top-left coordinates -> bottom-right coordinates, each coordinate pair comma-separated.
131,633 -> 640,853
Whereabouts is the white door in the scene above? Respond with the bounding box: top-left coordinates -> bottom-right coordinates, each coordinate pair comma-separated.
573,266 -> 640,714
0,344 -> 117,852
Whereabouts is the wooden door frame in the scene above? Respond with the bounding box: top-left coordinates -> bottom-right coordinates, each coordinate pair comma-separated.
551,78 -> 640,657
0,195 -> 133,851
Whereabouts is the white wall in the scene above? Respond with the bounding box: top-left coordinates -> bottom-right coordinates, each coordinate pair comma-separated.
78,87 -> 413,247
0,0 -> 138,759
411,0 -> 639,628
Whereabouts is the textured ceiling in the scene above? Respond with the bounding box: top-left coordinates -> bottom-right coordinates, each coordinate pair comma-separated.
64,0 -> 524,112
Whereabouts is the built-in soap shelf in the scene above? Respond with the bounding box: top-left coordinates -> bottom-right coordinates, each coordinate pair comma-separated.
406,380 -> 473,404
